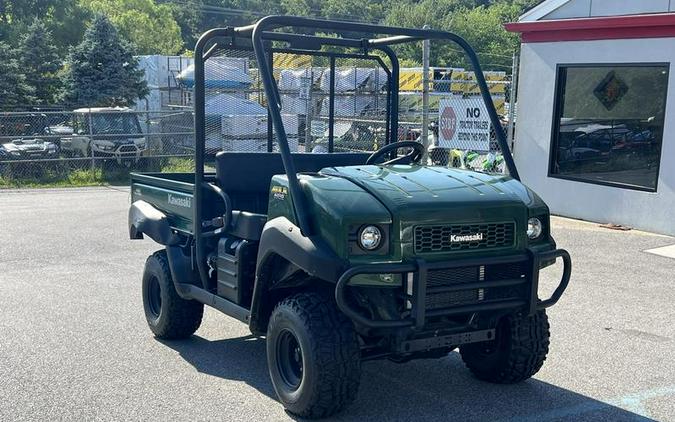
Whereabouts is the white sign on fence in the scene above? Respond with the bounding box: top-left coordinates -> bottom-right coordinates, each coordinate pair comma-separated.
438,97 -> 491,151
299,76 -> 312,100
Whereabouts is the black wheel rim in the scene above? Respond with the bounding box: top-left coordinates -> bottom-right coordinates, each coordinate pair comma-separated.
147,276 -> 162,318
276,329 -> 303,390
476,318 -> 508,357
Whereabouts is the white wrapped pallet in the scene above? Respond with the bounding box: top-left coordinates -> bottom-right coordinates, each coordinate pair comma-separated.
220,113 -> 299,138
278,68 -> 324,90
280,114 -> 299,136
177,57 -> 250,89
221,115 -> 268,138
205,93 -> 266,115
318,95 -> 379,117
224,137 -> 299,153
280,94 -> 313,115
136,55 -> 193,89
319,67 -> 388,92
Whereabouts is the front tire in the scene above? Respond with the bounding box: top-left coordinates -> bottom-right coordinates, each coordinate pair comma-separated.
459,310 -> 550,383
266,292 -> 361,418
142,250 -> 203,339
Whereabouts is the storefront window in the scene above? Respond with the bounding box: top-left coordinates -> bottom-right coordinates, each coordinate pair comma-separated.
550,64 -> 669,191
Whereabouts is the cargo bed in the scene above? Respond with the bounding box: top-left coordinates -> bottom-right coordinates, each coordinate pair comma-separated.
130,172 -> 220,234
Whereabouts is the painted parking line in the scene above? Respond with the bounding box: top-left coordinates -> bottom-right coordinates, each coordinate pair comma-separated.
496,385 -> 675,421
644,244 -> 675,259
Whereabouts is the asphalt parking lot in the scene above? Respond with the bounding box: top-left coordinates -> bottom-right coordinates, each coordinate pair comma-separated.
1,186 -> 674,421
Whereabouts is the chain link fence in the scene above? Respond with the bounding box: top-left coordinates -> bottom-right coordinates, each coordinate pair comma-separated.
1,43 -> 516,186
195,46 -> 392,172
387,38 -> 516,174
398,68 -> 514,173
0,109 -> 197,186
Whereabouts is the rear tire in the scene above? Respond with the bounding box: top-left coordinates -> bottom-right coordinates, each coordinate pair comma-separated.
459,310 -> 550,383
266,292 -> 361,418
142,250 -> 203,339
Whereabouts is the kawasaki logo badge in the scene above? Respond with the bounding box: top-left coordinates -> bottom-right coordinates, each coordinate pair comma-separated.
168,193 -> 191,208
450,233 -> 484,242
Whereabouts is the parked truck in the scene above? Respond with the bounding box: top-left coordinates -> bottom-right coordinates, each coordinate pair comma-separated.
127,17 -> 571,418
60,107 -> 147,165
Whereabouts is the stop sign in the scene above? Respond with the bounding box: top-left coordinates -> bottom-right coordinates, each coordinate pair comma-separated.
440,106 -> 457,141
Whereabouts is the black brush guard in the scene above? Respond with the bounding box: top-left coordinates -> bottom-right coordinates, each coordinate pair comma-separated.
335,249 -> 571,330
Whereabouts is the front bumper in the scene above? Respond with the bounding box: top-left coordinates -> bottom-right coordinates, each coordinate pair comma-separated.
92,144 -> 146,163
335,248 -> 571,330
6,151 -> 57,160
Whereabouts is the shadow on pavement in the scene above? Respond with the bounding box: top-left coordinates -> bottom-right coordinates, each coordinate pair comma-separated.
161,335 -> 655,422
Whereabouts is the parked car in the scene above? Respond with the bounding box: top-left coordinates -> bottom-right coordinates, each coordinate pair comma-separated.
59,107 -> 147,165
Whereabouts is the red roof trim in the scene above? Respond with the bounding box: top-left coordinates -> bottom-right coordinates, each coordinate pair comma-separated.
504,13 -> 675,43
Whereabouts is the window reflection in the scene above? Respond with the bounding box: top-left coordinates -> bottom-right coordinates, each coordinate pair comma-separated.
550,65 -> 668,191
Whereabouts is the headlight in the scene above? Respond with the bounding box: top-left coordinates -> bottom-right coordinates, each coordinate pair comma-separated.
359,225 -> 382,250
527,217 -> 543,240
94,143 -> 114,151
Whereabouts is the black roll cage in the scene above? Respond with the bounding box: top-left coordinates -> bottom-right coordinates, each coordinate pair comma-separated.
192,15 -> 521,290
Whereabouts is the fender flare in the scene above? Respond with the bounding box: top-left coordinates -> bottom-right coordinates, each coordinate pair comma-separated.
248,217 -> 348,333
128,200 -> 180,246
129,200 -> 199,287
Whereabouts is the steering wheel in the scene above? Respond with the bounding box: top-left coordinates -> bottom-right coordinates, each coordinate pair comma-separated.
366,141 -> 425,165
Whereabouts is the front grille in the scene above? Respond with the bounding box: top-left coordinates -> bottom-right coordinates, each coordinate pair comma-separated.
119,145 -> 137,153
423,261 -> 527,310
427,265 -> 478,287
426,290 -> 478,309
414,222 -> 515,254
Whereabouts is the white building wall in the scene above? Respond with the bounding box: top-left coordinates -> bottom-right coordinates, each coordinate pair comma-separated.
529,0 -> 675,21
589,0 -> 672,17
514,38 -> 675,235
543,0 -> 592,20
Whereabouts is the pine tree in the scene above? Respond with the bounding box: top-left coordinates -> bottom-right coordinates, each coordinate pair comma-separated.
62,14 -> 149,107
19,19 -> 63,105
0,41 -> 35,110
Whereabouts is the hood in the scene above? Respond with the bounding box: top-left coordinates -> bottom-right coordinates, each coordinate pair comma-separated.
320,164 -> 545,225
48,125 -> 74,135
4,139 -> 53,152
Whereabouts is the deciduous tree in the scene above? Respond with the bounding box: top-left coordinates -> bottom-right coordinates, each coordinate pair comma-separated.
80,0 -> 184,55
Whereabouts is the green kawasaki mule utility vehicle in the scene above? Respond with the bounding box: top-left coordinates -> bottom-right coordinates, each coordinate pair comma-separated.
128,16 -> 571,418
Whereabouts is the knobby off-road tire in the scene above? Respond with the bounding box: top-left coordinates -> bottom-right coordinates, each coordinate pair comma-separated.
459,310 -> 550,383
142,250 -> 203,339
266,292 -> 361,419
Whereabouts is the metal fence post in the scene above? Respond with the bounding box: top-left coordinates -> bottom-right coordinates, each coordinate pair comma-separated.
88,108 -> 95,171
421,25 -> 431,161
507,52 -> 519,153
144,100 -> 152,160
301,71 -> 313,151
